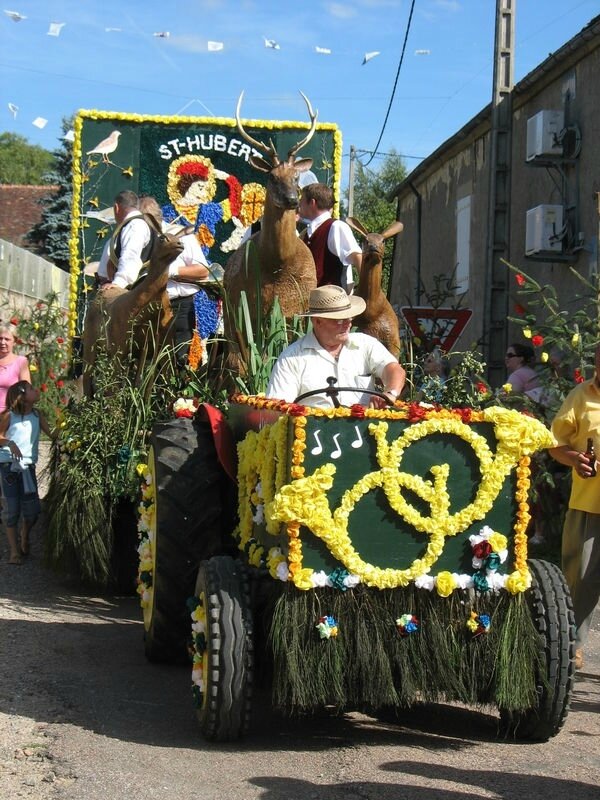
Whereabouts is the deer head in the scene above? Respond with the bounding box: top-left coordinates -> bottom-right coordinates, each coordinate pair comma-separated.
236,90 -> 318,210
346,217 -> 404,259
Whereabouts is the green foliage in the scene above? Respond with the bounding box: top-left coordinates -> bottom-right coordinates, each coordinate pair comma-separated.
26,117 -> 74,270
45,344 -> 184,586
228,292 -> 307,396
4,293 -> 73,430
0,132 -> 52,184
271,584 -> 542,713
343,150 -> 407,292
505,260 -> 599,417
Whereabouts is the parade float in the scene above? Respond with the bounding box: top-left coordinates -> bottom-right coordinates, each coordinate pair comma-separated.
137,389 -> 574,743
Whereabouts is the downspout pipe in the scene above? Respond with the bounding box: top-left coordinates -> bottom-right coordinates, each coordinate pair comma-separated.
409,182 -> 422,304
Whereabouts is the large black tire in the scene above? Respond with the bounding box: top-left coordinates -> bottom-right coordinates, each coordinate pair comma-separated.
143,417 -> 233,663
194,556 -> 253,741
501,558 -> 575,740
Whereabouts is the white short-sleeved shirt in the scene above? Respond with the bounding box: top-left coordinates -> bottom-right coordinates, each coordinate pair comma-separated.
112,211 -> 153,289
167,233 -> 210,299
266,330 -> 396,408
306,211 -> 362,292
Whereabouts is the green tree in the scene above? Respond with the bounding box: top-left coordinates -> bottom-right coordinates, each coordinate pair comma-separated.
343,149 -> 407,291
26,116 -> 73,270
0,132 -> 53,184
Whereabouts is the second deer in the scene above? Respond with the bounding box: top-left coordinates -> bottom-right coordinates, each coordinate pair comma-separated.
346,217 -> 404,359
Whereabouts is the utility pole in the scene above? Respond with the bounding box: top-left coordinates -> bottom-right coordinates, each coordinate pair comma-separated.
483,0 -> 515,386
348,145 -> 356,216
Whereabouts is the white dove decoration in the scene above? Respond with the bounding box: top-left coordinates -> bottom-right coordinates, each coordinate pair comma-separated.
87,131 -> 121,163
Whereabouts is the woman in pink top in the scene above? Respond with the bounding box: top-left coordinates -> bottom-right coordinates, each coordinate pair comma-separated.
504,342 -> 542,401
0,325 -> 31,412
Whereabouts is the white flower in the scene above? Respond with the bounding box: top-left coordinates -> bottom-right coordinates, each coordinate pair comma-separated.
414,574 -> 435,590
488,572 -> 507,591
454,573 -> 473,590
472,557 -> 484,570
252,504 -> 265,524
310,570 -> 331,587
191,621 -> 205,634
343,574 -> 361,589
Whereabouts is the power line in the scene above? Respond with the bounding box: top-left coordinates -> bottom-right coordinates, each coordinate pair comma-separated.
363,0 -> 417,167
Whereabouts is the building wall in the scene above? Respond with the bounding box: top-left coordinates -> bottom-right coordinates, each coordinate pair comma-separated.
390,20 -> 600,376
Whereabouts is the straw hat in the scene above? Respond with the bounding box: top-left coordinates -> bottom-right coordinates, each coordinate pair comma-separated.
303,285 -> 366,319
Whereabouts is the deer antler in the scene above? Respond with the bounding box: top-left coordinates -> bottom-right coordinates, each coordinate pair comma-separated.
287,91 -> 318,160
236,91 -> 280,165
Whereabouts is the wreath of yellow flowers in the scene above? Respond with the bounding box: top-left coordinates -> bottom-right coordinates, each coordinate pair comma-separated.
233,395 -> 554,594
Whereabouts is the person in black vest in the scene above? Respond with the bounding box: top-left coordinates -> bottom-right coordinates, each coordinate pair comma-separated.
298,183 -> 362,293
98,190 -> 156,291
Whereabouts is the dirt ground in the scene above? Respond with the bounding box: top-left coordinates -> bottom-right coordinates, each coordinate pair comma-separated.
1,498 -> 599,799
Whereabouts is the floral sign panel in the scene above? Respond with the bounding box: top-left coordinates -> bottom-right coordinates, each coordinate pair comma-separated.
68,109 -> 341,339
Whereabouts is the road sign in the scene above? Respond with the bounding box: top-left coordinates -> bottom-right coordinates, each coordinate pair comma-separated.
400,307 -> 473,351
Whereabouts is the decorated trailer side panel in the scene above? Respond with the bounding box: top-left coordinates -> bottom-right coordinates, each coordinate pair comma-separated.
68,109 -> 341,343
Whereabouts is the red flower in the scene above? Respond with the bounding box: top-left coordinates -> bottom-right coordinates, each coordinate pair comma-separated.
55,380 -> 64,389
350,404 -> 365,419
515,274 -> 526,286
407,403 -> 427,422
56,337 -> 65,344
48,370 -> 56,380
531,334 -> 544,347
476,382 -> 488,394
472,541 -> 492,559
40,383 -> 48,392
36,301 -> 44,309
10,316 -> 19,326
288,403 -> 307,417
458,407 -> 472,423
574,369 -> 585,384
175,408 -> 194,419
514,303 -> 526,315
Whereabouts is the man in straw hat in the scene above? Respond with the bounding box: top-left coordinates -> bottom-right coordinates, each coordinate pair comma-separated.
266,285 -> 405,409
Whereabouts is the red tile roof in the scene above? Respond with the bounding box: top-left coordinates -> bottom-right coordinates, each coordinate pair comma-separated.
0,184 -> 58,248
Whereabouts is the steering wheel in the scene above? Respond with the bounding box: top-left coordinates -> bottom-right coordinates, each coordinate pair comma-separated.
294,377 -> 394,408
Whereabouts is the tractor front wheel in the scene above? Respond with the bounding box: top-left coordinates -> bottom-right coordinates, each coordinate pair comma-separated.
194,556 -> 253,741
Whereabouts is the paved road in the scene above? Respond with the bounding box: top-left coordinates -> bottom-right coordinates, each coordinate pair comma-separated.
1,514 -> 599,800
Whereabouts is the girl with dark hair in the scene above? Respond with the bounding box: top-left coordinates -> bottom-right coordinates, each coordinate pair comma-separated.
0,381 -> 52,564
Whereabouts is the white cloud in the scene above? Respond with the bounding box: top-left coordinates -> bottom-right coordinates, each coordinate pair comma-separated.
326,2 -> 357,19
167,35 -> 215,54
434,0 -> 461,11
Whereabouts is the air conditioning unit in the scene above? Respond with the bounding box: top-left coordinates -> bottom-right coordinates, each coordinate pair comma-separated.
526,110 -> 564,161
525,204 -> 563,255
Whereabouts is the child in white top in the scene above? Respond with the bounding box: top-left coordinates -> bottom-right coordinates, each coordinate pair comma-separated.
0,380 -> 52,565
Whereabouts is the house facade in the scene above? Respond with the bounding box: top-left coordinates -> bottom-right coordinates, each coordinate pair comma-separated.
388,14 -> 600,385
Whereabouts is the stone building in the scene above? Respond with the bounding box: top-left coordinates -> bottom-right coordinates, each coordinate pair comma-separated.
388,14 -> 600,385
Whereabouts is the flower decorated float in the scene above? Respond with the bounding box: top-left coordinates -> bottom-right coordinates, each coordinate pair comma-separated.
139,391 -> 575,744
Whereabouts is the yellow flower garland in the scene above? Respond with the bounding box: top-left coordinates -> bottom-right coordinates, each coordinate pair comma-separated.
232,396 -> 554,594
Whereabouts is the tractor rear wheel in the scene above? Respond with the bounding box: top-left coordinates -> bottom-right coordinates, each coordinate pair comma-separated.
500,558 -> 575,740
143,417 -> 232,663
194,556 -> 253,741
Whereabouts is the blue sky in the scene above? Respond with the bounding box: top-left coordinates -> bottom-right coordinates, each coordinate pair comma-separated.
1,0 -> 598,184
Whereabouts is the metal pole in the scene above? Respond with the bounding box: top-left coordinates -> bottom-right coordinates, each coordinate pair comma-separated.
348,145 -> 356,217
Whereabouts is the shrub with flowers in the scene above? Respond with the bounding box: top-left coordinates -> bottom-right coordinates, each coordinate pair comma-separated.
6,292 -> 74,429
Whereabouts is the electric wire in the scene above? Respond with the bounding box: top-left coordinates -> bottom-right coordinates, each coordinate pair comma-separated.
363,0 -> 417,166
